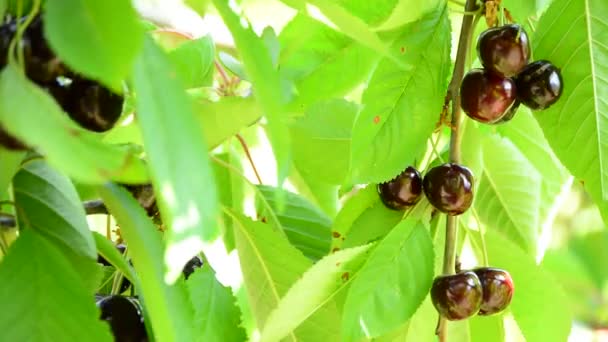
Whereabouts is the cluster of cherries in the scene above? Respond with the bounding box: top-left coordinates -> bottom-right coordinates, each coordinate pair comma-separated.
96,242 -> 203,341
461,23 -> 563,124
0,15 -> 124,151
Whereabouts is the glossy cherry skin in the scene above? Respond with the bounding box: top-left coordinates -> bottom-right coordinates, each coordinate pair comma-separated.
431,271 -> 483,321
423,163 -> 474,216
378,166 -> 423,210
492,100 -> 520,124
473,267 -> 514,315
478,24 -> 530,77
460,68 -> 517,124
97,295 -> 147,342
515,60 -> 563,110
50,76 -> 124,132
183,255 -> 204,279
0,125 -> 28,150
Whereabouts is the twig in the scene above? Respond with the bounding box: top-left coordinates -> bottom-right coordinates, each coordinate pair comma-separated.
437,0 -> 480,340
235,133 -> 263,184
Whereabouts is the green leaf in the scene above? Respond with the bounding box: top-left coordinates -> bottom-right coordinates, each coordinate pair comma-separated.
469,315 -> 504,342
45,0 -> 144,89
212,150 -> 245,252
193,95 -> 262,150
212,0 -> 291,188
497,108 -> 570,227
503,0 -> 537,22
278,15 -> 378,105
260,244 -> 373,342
474,134 -> 542,255
99,183 -> 195,342
187,266 -> 246,342
0,64 -> 149,184
13,160 -> 96,259
290,99 -> 358,185
288,167 -> 340,217
0,148 -> 24,194
227,210 -> 340,341
341,200 -> 402,248
349,5 -> 451,184
569,230 -> 608,289
342,218 -> 434,341
0,229 -> 113,342
257,185 -> 332,261
132,37 -> 219,282
331,0 -> 397,26
330,185 -> 379,250
168,36 -> 215,88
486,229 -> 572,342
93,232 -> 137,286
532,0 -> 608,209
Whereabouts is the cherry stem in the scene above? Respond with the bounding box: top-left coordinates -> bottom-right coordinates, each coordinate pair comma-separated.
235,134 -> 263,185
215,60 -> 231,85
7,0 -> 40,67
438,0 -> 479,339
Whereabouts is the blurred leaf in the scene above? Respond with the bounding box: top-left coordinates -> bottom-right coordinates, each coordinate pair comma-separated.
0,149 -> 24,194
132,37 -> 219,282
227,210 -> 340,341
257,185 -> 332,261
93,232 -> 137,286
168,36 -> 215,88
261,27 -> 280,67
279,15 -> 378,105
0,229 -> 113,342
349,5 -> 451,184
99,183 -> 195,342
569,230 -> 608,289
502,0 -> 537,22
497,108 -> 569,227
260,244 -> 373,342
469,315 -> 504,342
212,150 -> 245,252
187,266 -> 246,342
290,99 -> 358,185
218,52 -> 247,81
13,160 -> 96,259
193,95 -> 262,150
45,0 -> 144,89
0,64 -> 149,184
486,229 -> 572,342
404,297 -> 437,342
342,218 -> 434,341
475,134 -> 541,255
288,167 -> 340,217
331,0 -> 397,26
212,0 -> 291,189
532,0 -> 608,216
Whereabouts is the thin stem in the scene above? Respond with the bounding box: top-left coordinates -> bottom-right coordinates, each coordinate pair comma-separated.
215,60 -> 231,85
106,214 -> 111,240
235,134 -> 263,184
8,0 -> 40,66
438,0 -> 480,339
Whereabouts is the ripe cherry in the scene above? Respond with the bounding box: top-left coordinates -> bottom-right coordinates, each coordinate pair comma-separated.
377,166 -> 423,210
431,271 -> 483,321
97,295 -> 147,342
423,163 -> 474,216
473,267 -> 514,315
515,60 -> 563,110
478,24 -> 530,77
50,75 -> 124,132
460,68 -> 517,123
492,100 -> 520,124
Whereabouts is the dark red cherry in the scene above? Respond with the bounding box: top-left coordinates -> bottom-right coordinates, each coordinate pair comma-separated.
492,100 -> 520,124
51,75 -> 124,132
478,24 -> 530,77
423,163 -> 474,216
97,295 -> 147,342
460,68 -> 517,124
0,124 -> 28,150
515,60 -> 563,110
431,271 -> 483,321
473,267 -> 514,315
377,166 -> 423,210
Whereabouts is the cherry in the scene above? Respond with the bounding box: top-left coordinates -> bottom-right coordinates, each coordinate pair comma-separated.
478,24 -> 530,77
422,163 -> 474,216
492,100 -> 520,124
431,271 -> 483,321
377,166 -> 423,210
97,295 -> 147,342
183,255 -> 204,279
473,267 -> 514,315
460,68 -> 517,124
50,75 -> 124,132
0,124 -> 28,150
515,60 -> 563,110
122,184 -> 158,218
